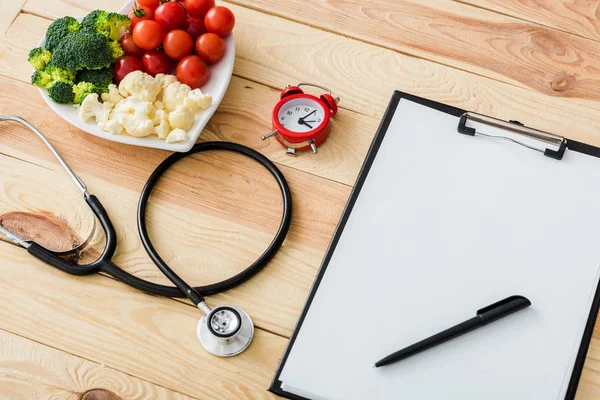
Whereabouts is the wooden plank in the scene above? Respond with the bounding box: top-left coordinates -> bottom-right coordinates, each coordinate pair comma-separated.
458,0 -> 600,43
0,329 -> 195,399
223,0 -> 600,104
0,0 -> 25,37
17,2 -> 600,148
0,159 -> 286,399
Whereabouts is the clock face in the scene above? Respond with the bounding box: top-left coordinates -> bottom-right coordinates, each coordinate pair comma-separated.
277,98 -> 326,133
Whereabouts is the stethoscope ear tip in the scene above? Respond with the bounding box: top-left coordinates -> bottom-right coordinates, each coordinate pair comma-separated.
197,305 -> 255,357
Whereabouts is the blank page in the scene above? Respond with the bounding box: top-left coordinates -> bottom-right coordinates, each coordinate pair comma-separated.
279,99 -> 600,400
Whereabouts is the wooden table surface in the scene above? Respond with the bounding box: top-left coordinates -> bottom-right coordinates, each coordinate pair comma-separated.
1,0 -> 600,399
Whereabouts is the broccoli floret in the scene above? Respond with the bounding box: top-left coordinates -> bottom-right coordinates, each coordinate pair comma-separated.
50,32 -> 113,72
46,65 -> 76,83
44,16 -> 81,51
108,40 -> 125,61
47,81 -> 75,104
28,47 -> 52,71
76,67 -> 113,93
73,81 -> 97,104
82,10 -> 129,41
31,70 -> 54,88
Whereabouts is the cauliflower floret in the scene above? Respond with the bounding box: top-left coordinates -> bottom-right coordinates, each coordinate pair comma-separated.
118,71 -> 161,102
166,128 -> 189,143
184,89 -> 212,112
110,97 -> 155,137
79,93 -> 102,123
96,102 -> 114,130
105,118 -> 125,135
169,104 -> 195,131
101,84 -> 124,105
154,100 -> 165,110
153,109 -> 169,125
79,93 -> 114,129
155,74 -> 179,90
154,119 -> 171,139
162,81 -> 191,112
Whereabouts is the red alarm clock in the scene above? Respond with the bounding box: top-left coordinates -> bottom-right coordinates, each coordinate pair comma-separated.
261,83 -> 339,156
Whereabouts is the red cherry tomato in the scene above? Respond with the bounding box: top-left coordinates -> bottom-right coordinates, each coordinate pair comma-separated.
142,50 -> 173,76
195,33 -> 224,65
128,5 -> 154,30
154,1 -> 187,31
163,30 -> 194,60
137,0 -> 159,9
133,20 -> 165,50
184,15 -> 206,40
185,0 -> 215,17
177,55 -> 210,89
120,33 -> 145,57
113,56 -> 144,84
204,6 -> 235,37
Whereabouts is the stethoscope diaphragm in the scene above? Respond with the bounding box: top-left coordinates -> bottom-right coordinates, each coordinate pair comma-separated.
197,305 -> 255,357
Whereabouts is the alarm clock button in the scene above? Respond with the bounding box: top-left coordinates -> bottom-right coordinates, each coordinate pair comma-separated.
320,94 -> 339,117
280,86 -> 304,100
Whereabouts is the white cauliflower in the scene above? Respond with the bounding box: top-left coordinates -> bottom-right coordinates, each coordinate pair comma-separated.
79,94 -> 114,130
152,109 -> 169,125
110,97 -> 155,137
184,89 -> 212,112
154,119 -> 171,139
155,74 -> 179,90
101,84 -> 124,105
154,100 -> 165,110
79,93 -> 102,123
105,118 -> 125,135
162,81 -> 191,112
169,104 -> 195,131
118,71 -> 161,103
166,128 -> 189,143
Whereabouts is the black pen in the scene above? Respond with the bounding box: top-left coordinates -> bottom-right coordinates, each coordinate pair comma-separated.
374,295 -> 531,368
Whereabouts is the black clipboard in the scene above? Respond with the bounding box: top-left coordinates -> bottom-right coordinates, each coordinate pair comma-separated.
270,91 -> 600,400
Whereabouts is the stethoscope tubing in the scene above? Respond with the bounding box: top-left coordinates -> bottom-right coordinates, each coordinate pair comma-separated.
25,142 -> 292,307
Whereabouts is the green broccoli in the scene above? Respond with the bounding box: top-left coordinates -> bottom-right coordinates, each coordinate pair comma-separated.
31,70 -> 54,88
82,10 -> 130,41
46,65 -> 76,83
47,81 -> 75,104
108,40 -> 125,61
76,67 -> 113,93
28,47 -> 52,71
73,81 -> 97,104
44,16 -> 81,51
50,32 -> 113,72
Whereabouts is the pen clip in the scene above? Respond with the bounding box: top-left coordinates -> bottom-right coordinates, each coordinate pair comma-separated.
477,295 -> 531,315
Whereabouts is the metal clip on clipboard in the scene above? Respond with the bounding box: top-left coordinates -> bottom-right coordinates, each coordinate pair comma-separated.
458,112 -> 568,160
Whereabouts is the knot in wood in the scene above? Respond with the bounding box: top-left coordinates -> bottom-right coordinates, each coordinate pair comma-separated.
80,389 -> 122,400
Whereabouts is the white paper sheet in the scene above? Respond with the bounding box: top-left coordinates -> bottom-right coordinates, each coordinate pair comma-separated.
279,98 -> 600,400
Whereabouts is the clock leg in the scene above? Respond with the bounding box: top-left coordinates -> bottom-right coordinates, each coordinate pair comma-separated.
309,139 -> 318,154
286,147 -> 296,156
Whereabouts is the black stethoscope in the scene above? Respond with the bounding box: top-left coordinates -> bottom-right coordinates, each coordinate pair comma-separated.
0,116 -> 292,357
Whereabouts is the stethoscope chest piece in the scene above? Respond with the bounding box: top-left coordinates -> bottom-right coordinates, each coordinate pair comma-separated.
197,305 -> 255,357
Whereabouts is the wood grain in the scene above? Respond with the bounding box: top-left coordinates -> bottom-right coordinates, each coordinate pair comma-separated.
0,329 -> 195,400
225,0 -> 600,103
0,0 -> 25,36
458,0 -> 600,42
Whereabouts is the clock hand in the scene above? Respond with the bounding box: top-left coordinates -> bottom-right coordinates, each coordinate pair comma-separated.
300,110 -> 316,121
303,120 -> 316,123
302,121 -> 314,129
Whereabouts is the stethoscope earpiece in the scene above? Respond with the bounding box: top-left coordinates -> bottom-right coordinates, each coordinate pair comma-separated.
197,303 -> 255,357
